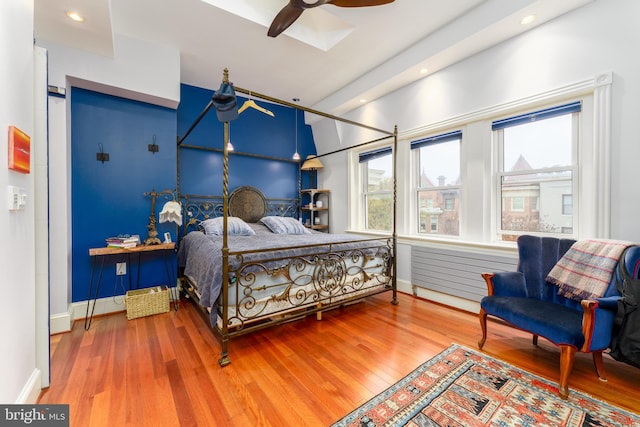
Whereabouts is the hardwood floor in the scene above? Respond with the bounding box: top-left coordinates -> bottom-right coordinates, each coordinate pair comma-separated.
39,292 -> 640,426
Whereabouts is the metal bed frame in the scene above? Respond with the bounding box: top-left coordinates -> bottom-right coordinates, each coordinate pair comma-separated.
176,68 -> 398,366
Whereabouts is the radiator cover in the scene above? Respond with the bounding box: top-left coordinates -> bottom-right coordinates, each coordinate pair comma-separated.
411,245 -> 517,302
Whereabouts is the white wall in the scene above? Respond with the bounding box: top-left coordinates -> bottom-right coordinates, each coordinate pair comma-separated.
42,35 -> 181,110
40,36 -> 180,331
34,46 -> 50,389
0,0 -> 41,403
316,0 -> 640,243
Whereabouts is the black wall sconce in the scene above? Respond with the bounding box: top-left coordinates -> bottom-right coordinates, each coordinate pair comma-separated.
96,143 -> 109,163
148,134 -> 159,154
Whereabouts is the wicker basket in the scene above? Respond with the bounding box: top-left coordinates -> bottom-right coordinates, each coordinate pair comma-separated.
125,286 -> 170,320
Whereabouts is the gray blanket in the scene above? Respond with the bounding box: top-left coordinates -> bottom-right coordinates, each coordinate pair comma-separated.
177,225 -> 386,308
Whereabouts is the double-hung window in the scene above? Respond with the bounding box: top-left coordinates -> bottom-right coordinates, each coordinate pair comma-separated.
360,147 -> 393,231
494,101 -> 580,241
411,131 -> 461,236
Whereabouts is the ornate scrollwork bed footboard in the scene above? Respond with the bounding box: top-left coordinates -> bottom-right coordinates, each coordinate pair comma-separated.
222,239 -> 393,329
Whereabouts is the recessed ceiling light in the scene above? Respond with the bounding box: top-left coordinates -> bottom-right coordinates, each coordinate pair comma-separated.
420,68 -> 429,74
359,99 -> 367,103
66,11 -> 85,23
520,15 -> 536,25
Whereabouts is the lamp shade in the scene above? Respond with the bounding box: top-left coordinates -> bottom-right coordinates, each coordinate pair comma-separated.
159,200 -> 183,226
301,155 -> 324,170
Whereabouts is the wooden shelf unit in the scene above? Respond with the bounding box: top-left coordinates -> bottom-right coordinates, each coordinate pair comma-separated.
300,189 -> 330,232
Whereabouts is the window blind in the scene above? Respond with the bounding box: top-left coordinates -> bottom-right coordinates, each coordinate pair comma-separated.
359,147 -> 392,163
410,130 -> 462,150
492,101 -> 581,131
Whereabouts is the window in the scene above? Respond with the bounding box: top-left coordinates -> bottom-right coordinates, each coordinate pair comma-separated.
412,131 -> 461,236
360,147 -> 393,231
348,87 -> 599,243
510,197 -> 524,212
444,197 -> 454,211
562,194 -> 572,215
494,102 -> 579,241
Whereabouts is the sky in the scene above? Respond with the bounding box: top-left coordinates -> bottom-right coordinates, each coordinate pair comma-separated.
503,114 -> 572,170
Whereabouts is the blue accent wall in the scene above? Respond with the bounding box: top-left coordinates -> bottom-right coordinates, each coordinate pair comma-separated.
71,83 -> 318,303
178,84 -> 316,198
71,88 -> 177,302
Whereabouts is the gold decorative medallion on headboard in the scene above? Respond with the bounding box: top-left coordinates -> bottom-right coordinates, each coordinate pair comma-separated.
228,186 -> 267,223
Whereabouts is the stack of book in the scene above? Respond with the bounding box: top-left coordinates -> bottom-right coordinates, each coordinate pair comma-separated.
105,234 -> 140,248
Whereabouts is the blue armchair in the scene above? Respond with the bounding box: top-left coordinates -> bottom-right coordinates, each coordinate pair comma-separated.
478,235 -> 640,399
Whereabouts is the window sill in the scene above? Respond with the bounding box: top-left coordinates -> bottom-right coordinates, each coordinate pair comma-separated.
345,229 -> 517,256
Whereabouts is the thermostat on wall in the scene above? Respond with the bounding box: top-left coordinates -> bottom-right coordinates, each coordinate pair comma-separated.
8,186 -> 27,211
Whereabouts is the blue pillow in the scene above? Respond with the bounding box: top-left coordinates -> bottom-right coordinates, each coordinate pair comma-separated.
198,217 -> 255,236
260,216 -> 311,235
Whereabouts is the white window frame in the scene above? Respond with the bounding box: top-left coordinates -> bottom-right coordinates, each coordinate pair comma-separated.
360,147 -> 394,232
494,104 -> 580,240
412,130 -> 462,238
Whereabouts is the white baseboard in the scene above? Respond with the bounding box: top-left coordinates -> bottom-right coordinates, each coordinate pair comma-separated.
50,304 -> 74,335
397,279 -> 480,314
16,369 -> 41,404
51,298 -> 127,334
50,286 -> 181,332
72,295 -> 127,322
396,278 -> 414,295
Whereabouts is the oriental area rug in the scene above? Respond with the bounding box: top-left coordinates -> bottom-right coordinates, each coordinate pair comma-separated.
332,344 -> 640,427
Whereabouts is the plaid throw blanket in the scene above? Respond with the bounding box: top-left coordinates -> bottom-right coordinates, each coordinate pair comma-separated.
546,239 -> 633,300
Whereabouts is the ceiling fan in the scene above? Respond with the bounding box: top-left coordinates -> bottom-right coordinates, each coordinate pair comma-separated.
268,0 -> 395,38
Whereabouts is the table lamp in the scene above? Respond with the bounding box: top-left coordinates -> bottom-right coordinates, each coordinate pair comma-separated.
300,155 -> 324,189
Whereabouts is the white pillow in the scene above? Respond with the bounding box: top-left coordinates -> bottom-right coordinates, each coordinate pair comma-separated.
259,216 -> 311,235
198,217 -> 255,236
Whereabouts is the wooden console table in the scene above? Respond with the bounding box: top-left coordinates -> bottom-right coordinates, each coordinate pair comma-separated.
84,243 -> 176,330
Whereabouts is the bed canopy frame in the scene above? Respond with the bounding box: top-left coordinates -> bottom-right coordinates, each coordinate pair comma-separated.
177,68 -> 398,365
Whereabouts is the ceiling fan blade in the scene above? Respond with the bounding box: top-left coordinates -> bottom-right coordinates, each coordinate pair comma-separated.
331,0 -> 394,7
267,0 -> 394,38
267,4 -> 305,38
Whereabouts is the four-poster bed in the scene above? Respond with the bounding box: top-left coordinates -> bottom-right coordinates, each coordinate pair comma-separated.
176,69 -> 398,366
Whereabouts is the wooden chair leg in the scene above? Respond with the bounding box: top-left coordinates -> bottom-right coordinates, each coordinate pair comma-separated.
592,350 -> 608,382
558,345 -> 576,399
478,308 -> 487,348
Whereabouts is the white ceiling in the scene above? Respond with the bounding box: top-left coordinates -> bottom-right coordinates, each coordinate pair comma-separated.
34,0 -> 592,115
